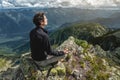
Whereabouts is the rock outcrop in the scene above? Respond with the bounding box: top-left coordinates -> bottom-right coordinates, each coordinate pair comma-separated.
0,36 -> 120,80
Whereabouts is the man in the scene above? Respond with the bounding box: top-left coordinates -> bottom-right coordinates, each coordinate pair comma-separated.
30,12 -> 66,61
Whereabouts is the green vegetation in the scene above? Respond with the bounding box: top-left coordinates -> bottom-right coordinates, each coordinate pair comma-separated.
0,36 -> 29,55
75,38 -> 88,48
0,58 -> 7,68
74,37 -> 111,80
0,47 -> 16,55
51,66 -> 66,76
51,44 -> 59,49
0,37 -> 23,44
92,29 -> 120,51
50,22 -> 108,45
0,23 -> 119,79
2,36 -> 118,80
51,69 -> 58,76
75,38 -> 92,54
83,49 -> 110,80
79,60 -> 85,68
0,58 -> 12,72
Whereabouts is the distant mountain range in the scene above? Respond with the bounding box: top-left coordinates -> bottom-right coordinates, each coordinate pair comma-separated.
89,12 -> 120,29
0,8 -> 120,54
0,8 -> 120,37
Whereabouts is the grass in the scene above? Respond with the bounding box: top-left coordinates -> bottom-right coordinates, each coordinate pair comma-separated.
0,58 -> 12,72
85,54 -> 110,80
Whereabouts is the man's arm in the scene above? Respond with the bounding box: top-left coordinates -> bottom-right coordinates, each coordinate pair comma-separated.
43,35 -> 64,56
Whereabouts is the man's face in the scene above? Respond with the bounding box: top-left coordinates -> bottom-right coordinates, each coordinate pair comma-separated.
42,15 -> 48,26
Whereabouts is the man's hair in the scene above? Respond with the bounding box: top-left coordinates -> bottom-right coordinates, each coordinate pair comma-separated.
33,12 -> 45,26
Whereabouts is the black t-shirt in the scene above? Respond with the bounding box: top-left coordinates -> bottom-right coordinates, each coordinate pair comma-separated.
30,27 -> 64,61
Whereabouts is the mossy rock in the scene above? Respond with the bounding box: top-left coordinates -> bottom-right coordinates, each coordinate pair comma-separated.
51,66 -> 66,76
50,69 -> 58,76
56,66 -> 66,75
75,38 -> 88,48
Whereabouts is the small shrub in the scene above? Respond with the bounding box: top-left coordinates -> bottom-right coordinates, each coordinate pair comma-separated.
56,67 -> 66,75
51,69 -> 57,76
75,38 -> 88,48
79,61 -> 85,68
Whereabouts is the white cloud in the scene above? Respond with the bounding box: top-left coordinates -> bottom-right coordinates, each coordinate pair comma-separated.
0,0 -> 120,9
2,0 -> 14,7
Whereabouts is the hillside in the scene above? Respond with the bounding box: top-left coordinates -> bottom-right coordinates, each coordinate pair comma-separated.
50,22 -> 108,45
0,37 -> 120,80
0,37 -> 29,54
92,29 -> 120,51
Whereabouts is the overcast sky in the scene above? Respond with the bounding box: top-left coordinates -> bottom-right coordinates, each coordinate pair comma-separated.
0,0 -> 120,9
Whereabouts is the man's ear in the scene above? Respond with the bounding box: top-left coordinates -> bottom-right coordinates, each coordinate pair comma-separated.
40,20 -> 44,25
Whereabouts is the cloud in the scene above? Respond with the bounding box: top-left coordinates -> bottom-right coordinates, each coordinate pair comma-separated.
114,0 -> 120,6
2,0 -> 15,7
0,0 -> 120,9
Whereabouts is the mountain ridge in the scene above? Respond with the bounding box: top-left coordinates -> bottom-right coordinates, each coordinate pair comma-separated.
0,36 -> 120,80
50,22 -> 108,45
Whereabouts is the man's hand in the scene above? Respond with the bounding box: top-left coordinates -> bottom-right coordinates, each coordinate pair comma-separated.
63,48 -> 69,54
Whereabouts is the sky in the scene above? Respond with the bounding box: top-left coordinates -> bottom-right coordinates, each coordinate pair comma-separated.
0,0 -> 120,9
